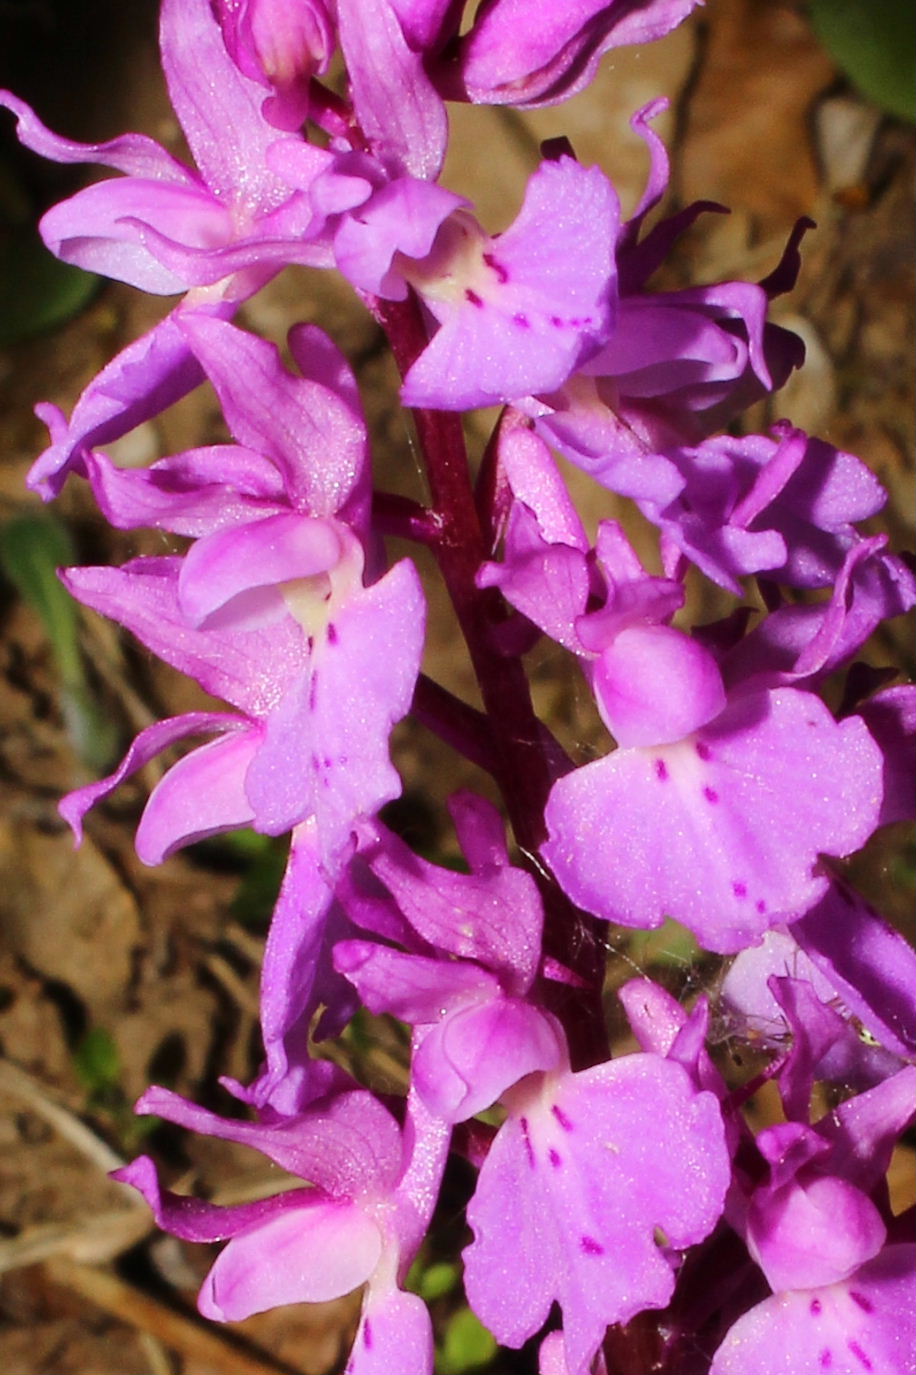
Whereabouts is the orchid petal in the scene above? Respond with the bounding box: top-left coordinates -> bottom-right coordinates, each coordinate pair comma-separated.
59,712 -> 242,845
544,689 -> 883,952
136,727 -> 261,863
201,1199 -> 382,1319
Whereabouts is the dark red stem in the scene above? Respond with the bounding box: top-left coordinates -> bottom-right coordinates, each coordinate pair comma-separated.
375,293 -> 608,1068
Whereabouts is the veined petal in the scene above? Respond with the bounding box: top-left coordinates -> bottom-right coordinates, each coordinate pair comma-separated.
413,999 -> 567,1121
28,311 -> 208,499
59,712 -> 243,844
0,89 -> 197,182
159,0 -> 295,212
179,316 -> 368,516
86,444 -> 286,536
136,1085 -> 405,1195
457,0 -> 699,107
177,513 -> 345,628
39,177 -> 233,293
200,1198 -> 382,1319
62,558 -> 304,717
113,1155 -> 309,1243
136,727 -> 262,863
334,941 -> 499,1025
255,824 -> 358,1113
337,0 -> 448,179
543,689 -> 884,953
107,211 -> 326,296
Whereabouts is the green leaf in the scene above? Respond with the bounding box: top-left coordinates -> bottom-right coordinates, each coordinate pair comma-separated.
0,226 -> 99,347
0,511 -> 81,682
626,916 -> 699,970
230,835 -> 289,929
0,510 -> 118,770
809,0 -> 914,123
410,1260 -> 460,1303
437,1307 -> 498,1375
73,1027 -> 121,1096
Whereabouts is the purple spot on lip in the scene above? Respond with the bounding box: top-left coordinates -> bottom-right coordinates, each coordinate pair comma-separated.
819,1350 -> 832,1369
327,622 -> 338,645
513,312 -> 530,329
703,786 -> 719,804
551,1104 -> 574,1132
655,758 -> 668,781
482,251 -> 508,283
849,1292 -> 873,1314
696,741 -> 712,761
520,1117 -> 535,1167
810,1298 -> 822,1315
465,288 -> 484,307
732,881 -> 747,898
847,1341 -> 873,1370
548,1147 -> 562,1168
363,1318 -> 373,1349
580,1235 -> 604,1255
757,899 -> 767,913
550,315 -> 564,327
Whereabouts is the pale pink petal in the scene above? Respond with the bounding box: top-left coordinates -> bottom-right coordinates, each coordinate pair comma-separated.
200,1199 -> 382,1319
59,712 -> 242,845
28,311 -> 207,499
710,1245 -> 916,1375
544,689 -> 883,952
413,999 -> 567,1121
465,1056 -> 728,1374
135,728 -> 262,863
179,316 -> 368,517
347,1288 -> 433,1375
337,0 -> 448,178
38,178 -> 233,293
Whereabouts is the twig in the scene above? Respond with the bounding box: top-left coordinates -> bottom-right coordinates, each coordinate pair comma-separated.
0,1057 -> 126,1174
138,1330 -> 177,1375
0,1209 -> 153,1275
204,951 -> 261,1018
46,1256 -> 307,1375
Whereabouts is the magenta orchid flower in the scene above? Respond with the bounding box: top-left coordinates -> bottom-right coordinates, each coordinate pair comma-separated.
335,793 -> 567,1121
0,0 -> 329,299
518,103 -> 808,494
269,147 -> 621,410
464,1019 -> 729,1375
115,1081 -> 449,1374
59,319 -> 423,872
712,1069 -> 916,1375
212,0 -> 336,131
479,434 -> 885,950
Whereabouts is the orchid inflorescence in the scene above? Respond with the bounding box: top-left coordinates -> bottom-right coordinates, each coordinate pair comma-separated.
3,1 -> 914,1371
